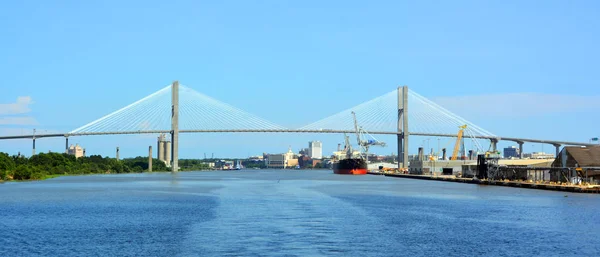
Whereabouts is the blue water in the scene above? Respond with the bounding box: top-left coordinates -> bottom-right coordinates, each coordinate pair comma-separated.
1,170 -> 599,256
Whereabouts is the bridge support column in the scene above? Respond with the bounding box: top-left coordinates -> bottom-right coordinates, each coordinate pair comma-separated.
148,146 -> 153,172
518,141 -> 524,159
490,138 -> 498,153
32,129 -> 36,156
398,85 -> 409,169
171,81 -> 179,173
554,144 -> 561,157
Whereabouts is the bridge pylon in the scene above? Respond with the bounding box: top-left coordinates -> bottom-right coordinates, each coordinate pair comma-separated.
171,81 -> 179,173
398,85 -> 409,169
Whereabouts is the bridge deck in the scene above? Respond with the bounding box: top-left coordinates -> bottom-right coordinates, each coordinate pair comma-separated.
0,129 -> 594,146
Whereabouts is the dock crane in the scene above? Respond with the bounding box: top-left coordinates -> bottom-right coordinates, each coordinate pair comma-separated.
451,125 -> 467,160
342,133 -> 353,159
449,124 -> 494,161
351,111 -> 386,163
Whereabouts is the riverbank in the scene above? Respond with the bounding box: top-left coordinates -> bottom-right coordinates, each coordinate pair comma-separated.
0,169 -> 221,183
369,172 -> 600,194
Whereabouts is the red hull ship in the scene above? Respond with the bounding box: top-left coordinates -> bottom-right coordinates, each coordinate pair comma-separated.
333,158 -> 368,175
332,111 -> 385,175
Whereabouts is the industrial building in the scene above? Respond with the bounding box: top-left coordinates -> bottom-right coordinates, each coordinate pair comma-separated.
157,133 -> 171,166
409,145 -> 554,177
67,144 -> 84,158
551,146 -> 600,183
308,141 -> 322,159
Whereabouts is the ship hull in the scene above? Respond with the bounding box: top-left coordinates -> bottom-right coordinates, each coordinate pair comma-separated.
333,168 -> 368,175
333,158 -> 367,175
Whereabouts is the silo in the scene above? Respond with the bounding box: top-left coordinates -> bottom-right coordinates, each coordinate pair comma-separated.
158,140 -> 165,161
157,134 -> 166,162
165,141 -> 172,166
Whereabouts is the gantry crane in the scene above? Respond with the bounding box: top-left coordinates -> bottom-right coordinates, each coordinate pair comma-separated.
351,111 -> 386,162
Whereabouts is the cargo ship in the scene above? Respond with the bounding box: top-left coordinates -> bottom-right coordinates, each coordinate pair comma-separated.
333,158 -> 367,175
332,112 -> 386,175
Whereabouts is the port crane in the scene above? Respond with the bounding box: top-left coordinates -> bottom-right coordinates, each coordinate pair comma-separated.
450,125 -> 468,160
351,111 -> 386,163
448,124 -> 498,160
342,133 -> 353,159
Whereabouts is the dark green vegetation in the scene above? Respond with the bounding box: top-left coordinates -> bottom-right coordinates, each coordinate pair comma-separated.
0,152 -> 181,181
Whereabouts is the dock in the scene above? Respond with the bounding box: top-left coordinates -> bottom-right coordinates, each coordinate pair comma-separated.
368,172 -> 600,194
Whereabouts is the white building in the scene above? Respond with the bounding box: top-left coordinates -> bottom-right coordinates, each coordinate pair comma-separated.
308,141 -> 323,159
67,144 -> 84,158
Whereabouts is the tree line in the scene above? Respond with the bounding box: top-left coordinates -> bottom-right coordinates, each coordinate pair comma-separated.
0,152 -> 181,181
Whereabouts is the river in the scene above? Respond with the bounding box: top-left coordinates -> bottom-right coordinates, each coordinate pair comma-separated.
1,170 -> 598,256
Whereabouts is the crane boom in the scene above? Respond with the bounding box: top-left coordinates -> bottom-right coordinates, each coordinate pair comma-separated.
349,111 -> 386,162
451,125 -> 467,160
351,112 -> 361,147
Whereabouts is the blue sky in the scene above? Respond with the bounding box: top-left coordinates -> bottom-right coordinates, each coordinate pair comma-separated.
1,0 -> 599,158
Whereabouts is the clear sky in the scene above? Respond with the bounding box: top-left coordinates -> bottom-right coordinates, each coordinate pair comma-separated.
1,0 -> 599,158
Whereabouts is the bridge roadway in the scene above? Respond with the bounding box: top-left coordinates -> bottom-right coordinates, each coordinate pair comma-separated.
0,129 -> 595,147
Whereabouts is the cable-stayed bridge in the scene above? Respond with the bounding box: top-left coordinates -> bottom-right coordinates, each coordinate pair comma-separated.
0,81 -> 594,172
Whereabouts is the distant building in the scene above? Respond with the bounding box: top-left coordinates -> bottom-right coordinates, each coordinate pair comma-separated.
67,144 -> 84,158
312,159 -> 322,167
248,155 -> 264,161
215,160 -> 234,169
299,148 -> 309,156
504,146 -> 520,158
267,154 -> 286,168
308,141 -> 322,159
524,152 -> 554,159
267,147 -> 297,168
298,155 -> 311,168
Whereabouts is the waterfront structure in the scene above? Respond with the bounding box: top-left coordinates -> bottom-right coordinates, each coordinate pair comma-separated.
308,141 -> 322,159
551,146 -> 600,182
410,158 -> 552,176
504,146 -> 520,158
213,160 -> 234,169
67,144 -> 84,158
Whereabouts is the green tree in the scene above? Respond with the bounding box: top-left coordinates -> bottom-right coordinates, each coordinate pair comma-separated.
0,152 -> 15,174
13,165 -> 32,180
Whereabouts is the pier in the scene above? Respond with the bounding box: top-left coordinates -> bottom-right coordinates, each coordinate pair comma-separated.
368,172 -> 600,194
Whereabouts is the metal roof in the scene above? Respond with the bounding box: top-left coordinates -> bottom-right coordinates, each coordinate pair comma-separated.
560,146 -> 600,167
